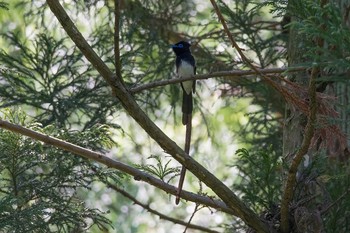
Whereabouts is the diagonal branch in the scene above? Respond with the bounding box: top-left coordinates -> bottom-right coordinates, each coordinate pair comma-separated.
210,0 -> 258,71
46,1 -> 269,232
209,0 -> 312,117
0,119 -> 234,215
109,183 -> 220,233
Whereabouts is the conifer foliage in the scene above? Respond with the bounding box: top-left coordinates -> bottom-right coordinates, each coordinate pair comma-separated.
0,0 -> 350,232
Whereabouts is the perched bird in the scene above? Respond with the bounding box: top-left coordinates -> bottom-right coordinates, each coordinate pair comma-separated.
172,41 -> 196,204
172,41 -> 196,125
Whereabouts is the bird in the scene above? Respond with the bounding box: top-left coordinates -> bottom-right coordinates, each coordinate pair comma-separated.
172,41 -> 196,125
172,41 -> 196,204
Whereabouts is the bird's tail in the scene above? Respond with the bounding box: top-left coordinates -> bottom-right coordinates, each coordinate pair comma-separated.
182,92 -> 192,125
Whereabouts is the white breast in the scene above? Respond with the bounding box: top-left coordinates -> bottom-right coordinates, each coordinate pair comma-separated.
178,60 -> 194,94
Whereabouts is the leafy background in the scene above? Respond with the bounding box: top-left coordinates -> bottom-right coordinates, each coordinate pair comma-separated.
0,0 -> 349,232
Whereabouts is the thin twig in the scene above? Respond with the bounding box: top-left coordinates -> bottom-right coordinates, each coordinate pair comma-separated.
321,188 -> 350,215
183,203 -> 202,233
108,183 -> 220,233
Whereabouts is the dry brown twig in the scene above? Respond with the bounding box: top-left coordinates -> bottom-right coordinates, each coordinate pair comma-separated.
208,0 -> 321,119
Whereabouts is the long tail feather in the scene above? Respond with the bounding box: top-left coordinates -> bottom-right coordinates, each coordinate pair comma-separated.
176,114 -> 192,205
182,92 -> 192,125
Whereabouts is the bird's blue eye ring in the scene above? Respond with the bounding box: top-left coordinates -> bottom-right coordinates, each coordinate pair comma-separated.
171,44 -> 184,48
171,44 -> 185,48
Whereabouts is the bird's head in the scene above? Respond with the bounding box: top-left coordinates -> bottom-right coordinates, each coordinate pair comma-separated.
172,41 -> 191,55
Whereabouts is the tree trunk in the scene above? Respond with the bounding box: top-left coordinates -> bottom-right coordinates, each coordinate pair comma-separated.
283,1 -> 350,232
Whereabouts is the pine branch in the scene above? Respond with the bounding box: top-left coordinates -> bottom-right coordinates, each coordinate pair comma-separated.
108,183 -> 220,233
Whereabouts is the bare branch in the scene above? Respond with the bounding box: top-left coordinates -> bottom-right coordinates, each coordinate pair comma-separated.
0,119 -> 235,215
109,183 -> 220,233
130,67 -> 306,93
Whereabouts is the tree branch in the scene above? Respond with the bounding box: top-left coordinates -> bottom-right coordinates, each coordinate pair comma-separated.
209,0 -> 312,122
280,66 -> 318,233
108,183 -> 220,233
46,1 -> 269,232
0,119 -> 234,215
210,0 -> 256,70
281,0 -> 326,230
130,67 -> 306,93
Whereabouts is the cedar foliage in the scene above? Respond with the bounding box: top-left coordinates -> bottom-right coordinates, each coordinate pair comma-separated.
0,0 -> 349,232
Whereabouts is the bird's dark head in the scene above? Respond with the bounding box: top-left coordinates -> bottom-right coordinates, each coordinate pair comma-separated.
172,41 -> 191,56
